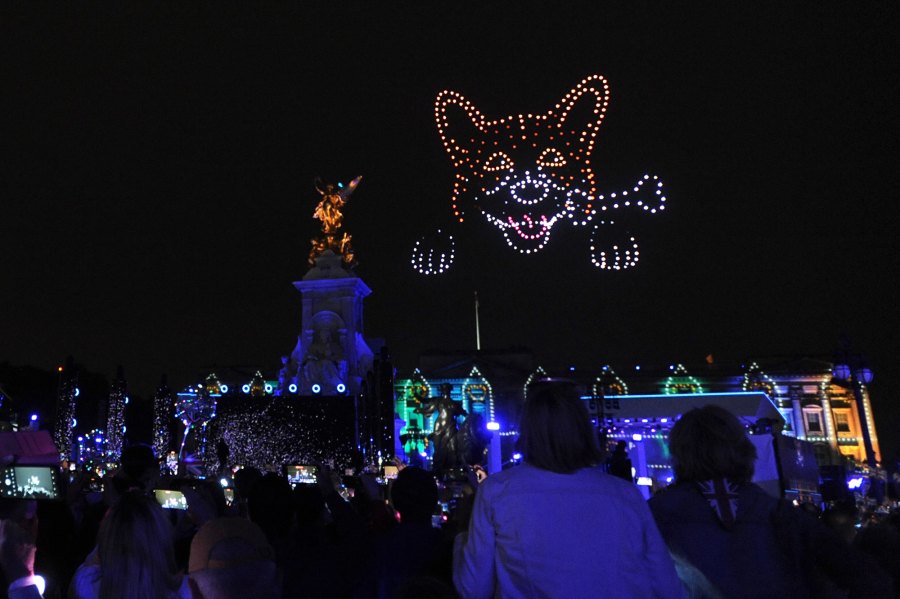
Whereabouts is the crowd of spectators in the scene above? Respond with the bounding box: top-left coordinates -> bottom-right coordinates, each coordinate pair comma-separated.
1,383 -> 898,598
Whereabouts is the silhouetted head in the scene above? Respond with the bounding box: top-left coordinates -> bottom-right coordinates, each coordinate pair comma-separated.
517,381 -> 603,474
247,473 -> 293,539
188,517 -> 278,599
113,444 -> 159,493
668,405 -> 757,484
232,467 -> 262,501
391,467 -> 438,525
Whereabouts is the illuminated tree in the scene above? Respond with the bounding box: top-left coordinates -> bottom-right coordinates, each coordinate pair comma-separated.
105,366 -> 127,461
54,359 -> 78,461
153,375 -> 174,461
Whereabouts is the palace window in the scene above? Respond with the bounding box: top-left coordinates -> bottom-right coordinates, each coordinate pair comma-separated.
834,412 -> 851,433
805,411 -> 822,433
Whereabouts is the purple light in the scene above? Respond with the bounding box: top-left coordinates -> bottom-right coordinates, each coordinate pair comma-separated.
30,414 -> 38,421
512,452 -> 522,460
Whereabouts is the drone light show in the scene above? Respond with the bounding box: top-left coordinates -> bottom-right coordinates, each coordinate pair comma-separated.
412,74 -> 667,274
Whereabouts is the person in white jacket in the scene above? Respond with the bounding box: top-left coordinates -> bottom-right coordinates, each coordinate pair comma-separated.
453,381 -> 684,599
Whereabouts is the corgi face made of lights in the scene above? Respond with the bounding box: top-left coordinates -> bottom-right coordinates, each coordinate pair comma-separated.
414,74 -> 666,275
435,74 -> 608,254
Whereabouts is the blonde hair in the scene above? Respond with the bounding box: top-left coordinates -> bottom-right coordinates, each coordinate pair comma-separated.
97,492 -> 181,599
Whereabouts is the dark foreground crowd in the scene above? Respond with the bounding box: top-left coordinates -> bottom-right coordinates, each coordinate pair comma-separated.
1,384 -> 898,599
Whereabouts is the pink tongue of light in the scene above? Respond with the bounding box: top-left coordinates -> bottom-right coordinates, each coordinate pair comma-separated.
507,214 -> 547,230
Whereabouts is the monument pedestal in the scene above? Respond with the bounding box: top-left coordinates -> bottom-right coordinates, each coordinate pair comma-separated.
287,250 -> 374,396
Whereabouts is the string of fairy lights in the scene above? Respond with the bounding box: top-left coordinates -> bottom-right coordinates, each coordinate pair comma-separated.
663,364 -> 704,394
416,74 -> 667,274
742,362 -> 776,396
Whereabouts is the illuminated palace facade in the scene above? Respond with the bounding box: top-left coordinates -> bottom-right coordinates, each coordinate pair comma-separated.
394,352 -> 882,470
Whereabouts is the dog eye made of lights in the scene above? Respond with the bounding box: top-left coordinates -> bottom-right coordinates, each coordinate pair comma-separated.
411,74 -> 666,274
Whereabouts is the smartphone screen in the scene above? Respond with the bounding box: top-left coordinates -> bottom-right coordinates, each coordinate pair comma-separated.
155,489 -> 188,510
383,465 -> 399,480
0,466 -> 61,500
285,464 -> 318,487
223,488 -> 235,506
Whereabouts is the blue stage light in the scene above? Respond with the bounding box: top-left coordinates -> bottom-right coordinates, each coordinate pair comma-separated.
288,383 -> 298,393
632,433 -> 643,442
336,383 -> 346,393
486,421 -> 500,431
312,384 -> 321,394
242,384 -> 250,394
220,384 -> 229,394
264,384 -> 273,393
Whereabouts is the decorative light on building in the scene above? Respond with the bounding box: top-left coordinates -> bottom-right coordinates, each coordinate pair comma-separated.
663,364 -> 704,394
463,366 -> 494,421
421,74 -> 667,272
593,365 -> 629,397
523,366 -> 547,400
742,362 -> 776,396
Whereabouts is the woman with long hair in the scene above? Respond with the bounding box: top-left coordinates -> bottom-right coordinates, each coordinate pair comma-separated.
70,491 -> 189,599
453,381 -> 683,598
648,405 -> 891,598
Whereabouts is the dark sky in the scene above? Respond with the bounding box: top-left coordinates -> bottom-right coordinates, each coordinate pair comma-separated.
3,4 -> 898,461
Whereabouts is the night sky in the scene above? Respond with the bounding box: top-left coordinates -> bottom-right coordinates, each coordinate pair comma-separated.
3,4 -> 898,462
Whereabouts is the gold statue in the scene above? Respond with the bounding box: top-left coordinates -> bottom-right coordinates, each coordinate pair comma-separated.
308,175 -> 362,267
313,175 -> 362,234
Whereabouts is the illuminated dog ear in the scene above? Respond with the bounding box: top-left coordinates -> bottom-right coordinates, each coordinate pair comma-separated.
554,74 -> 610,140
435,90 -> 484,167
